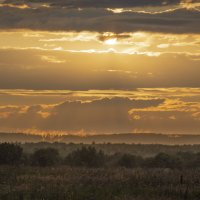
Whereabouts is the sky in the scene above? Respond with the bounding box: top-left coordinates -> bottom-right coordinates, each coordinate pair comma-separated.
0,0 -> 200,135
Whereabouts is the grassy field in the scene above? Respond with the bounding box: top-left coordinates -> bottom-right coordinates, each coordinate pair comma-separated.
1,166 -> 200,200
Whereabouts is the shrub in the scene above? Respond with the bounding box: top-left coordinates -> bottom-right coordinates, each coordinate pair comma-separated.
117,154 -> 138,168
31,148 -> 60,167
65,146 -> 105,168
144,152 -> 182,169
192,153 -> 200,168
0,143 -> 23,165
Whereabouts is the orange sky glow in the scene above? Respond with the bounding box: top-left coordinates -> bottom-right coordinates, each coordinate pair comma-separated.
0,0 -> 200,135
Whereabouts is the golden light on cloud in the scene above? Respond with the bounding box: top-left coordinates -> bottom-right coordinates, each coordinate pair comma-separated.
41,55 -> 66,64
0,31 -> 200,56
181,0 -> 200,9
0,88 -> 200,135
0,3 -> 30,9
104,38 -> 118,45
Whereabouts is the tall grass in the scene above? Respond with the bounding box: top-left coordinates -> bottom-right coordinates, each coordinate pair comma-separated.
0,166 -> 200,200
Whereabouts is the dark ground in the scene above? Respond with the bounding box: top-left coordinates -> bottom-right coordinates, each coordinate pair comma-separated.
0,166 -> 200,200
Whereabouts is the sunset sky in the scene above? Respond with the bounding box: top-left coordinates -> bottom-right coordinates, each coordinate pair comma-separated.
0,0 -> 200,135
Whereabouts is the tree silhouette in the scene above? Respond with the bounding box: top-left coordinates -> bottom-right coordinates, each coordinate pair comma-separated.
31,148 -> 60,167
0,143 -> 23,165
118,154 -> 139,168
65,146 -> 105,168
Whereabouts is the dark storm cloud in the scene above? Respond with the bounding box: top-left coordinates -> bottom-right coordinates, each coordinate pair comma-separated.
0,5 -> 200,33
52,0 -> 182,8
3,0 -> 182,8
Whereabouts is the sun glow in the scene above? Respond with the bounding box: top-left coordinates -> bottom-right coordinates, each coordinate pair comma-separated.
104,38 -> 117,45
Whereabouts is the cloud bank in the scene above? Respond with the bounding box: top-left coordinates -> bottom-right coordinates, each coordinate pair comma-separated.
0,95 -> 199,134
0,4 -> 200,33
0,97 -> 164,133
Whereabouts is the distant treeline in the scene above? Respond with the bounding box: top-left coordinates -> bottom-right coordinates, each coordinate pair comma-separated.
1,143 -> 200,169
21,142 -> 200,158
1,132 -> 200,145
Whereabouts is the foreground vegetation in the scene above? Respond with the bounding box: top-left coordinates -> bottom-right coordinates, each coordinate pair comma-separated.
1,166 -> 200,200
0,143 -> 200,199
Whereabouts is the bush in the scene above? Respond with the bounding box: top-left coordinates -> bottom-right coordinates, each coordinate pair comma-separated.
65,146 -> 105,168
191,153 -> 200,168
0,143 -> 23,165
117,154 -> 139,168
144,152 -> 182,169
31,148 -> 60,167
